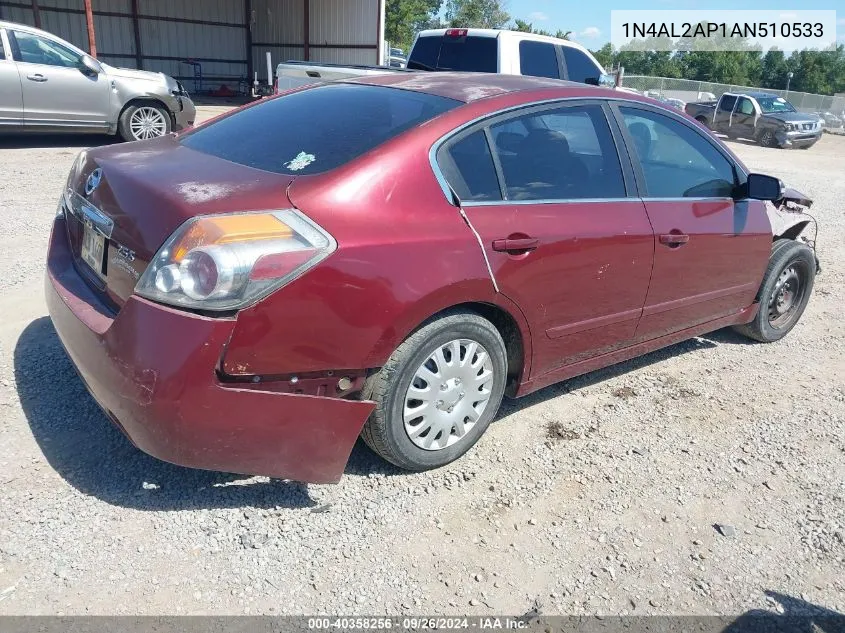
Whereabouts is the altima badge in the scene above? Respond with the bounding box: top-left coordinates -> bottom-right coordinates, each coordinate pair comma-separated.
85,168 -> 102,196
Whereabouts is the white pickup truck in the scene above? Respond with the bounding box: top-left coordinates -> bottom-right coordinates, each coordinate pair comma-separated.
276,29 -> 612,93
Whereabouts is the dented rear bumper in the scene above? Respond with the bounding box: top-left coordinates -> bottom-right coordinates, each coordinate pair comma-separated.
45,217 -> 374,484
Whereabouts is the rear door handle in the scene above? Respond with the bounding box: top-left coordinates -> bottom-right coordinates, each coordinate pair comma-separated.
492,237 -> 539,253
659,233 -> 690,247
27,73 -> 48,82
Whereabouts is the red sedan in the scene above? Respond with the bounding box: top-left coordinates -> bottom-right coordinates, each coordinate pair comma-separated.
46,73 -> 818,483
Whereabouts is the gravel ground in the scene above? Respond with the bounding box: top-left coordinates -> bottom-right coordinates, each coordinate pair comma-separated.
0,110 -> 842,617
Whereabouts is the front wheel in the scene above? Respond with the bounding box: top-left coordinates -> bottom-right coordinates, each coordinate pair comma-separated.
734,240 -> 816,343
119,103 -> 171,142
758,129 -> 778,148
361,312 -> 507,471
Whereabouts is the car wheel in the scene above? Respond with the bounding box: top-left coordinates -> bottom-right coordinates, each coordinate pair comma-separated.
733,240 -> 815,343
695,116 -> 708,126
119,103 -> 171,142
758,129 -> 777,148
361,311 -> 507,471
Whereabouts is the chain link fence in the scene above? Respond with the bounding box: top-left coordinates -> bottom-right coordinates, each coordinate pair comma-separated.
621,75 -> 845,127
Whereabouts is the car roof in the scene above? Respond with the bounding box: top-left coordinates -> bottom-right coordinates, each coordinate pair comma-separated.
416,28 -> 595,53
341,71 -> 606,104
733,91 -> 779,99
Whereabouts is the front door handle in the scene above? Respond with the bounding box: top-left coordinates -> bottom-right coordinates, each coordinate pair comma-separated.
659,232 -> 690,247
492,237 -> 539,253
27,73 -> 48,82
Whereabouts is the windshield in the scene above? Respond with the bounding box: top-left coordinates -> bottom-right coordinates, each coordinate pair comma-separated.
757,97 -> 796,114
180,84 -> 460,175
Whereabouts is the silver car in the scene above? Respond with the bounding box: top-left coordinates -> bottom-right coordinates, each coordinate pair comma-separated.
0,20 -> 195,141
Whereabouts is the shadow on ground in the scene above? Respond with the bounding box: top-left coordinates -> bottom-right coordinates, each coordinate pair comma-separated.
720,591 -> 845,633
0,133 -> 116,150
15,315 -> 749,509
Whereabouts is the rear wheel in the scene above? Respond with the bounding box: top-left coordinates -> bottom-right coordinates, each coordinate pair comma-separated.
361,312 -> 507,471
119,103 -> 171,142
734,240 -> 815,343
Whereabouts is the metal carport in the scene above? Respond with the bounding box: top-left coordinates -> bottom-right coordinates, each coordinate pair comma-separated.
0,0 -> 386,90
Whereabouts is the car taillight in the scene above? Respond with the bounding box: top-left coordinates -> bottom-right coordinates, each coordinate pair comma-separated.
446,28 -> 468,38
135,210 -> 336,312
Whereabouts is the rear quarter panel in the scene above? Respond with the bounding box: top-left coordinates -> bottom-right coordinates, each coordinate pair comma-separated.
220,103 -> 521,378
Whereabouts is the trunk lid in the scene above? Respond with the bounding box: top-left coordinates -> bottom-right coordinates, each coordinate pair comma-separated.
65,136 -> 296,310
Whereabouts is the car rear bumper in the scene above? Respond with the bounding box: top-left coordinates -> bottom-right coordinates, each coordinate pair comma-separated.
45,217 -> 374,484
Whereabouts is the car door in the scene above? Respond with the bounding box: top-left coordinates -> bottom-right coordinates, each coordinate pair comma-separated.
731,97 -> 757,139
9,29 -> 110,129
712,94 -> 737,133
0,28 -> 23,127
613,104 -> 772,343
436,101 -> 654,379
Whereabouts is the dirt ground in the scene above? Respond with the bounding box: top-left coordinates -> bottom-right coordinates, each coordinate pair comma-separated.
0,111 -> 842,617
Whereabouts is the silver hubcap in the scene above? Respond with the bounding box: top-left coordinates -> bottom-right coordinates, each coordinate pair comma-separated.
403,339 -> 494,451
130,107 -> 167,140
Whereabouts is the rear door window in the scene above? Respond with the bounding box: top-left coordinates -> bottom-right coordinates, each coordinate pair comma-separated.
718,95 -> 737,112
518,40 -> 560,79
490,104 -> 626,200
408,34 -> 498,73
437,131 -> 502,202
560,46 -> 601,84
181,83 -> 460,175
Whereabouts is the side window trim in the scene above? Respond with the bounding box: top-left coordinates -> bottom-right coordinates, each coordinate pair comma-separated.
482,127 -> 509,200
428,96 -> 722,207
443,100 -> 632,205
555,45 -> 567,80
608,101 -> 745,199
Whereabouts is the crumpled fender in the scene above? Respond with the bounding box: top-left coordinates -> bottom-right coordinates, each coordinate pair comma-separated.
767,185 -> 814,241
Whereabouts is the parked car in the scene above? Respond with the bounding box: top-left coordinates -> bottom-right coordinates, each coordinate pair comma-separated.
276,28 -> 608,92
685,92 -> 822,149
0,20 -> 195,141
818,111 -> 843,128
47,74 -> 818,483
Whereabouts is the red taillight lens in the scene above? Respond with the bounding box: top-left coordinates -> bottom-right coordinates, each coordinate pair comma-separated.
446,28 -> 468,38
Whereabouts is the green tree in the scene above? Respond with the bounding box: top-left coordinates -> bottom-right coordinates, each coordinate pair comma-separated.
444,0 -> 510,29
590,43 -> 614,69
385,0 -> 443,52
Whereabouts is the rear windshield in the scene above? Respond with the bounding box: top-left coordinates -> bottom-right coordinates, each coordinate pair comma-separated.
180,83 -> 461,175
408,35 -> 498,73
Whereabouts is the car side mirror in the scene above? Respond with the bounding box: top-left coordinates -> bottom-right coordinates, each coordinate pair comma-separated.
743,173 -> 783,201
598,73 -> 616,88
79,54 -> 102,76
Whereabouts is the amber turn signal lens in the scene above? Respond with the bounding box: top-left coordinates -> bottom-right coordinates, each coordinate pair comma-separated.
172,214 -> 294,262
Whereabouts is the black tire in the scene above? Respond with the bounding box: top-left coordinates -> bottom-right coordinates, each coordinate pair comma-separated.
733,240 -> 815,343
758,129 -> 778,148
118,102 -> 172,142
695,116 -> 709,126
361,311 -> 507,471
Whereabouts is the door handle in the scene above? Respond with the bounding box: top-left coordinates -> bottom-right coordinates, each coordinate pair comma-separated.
492,237 -> 539,253
27,74 -> 48,82
659,232 -> 690,247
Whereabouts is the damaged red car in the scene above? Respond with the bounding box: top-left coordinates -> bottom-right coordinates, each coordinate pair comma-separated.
46,73 -> 819,484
